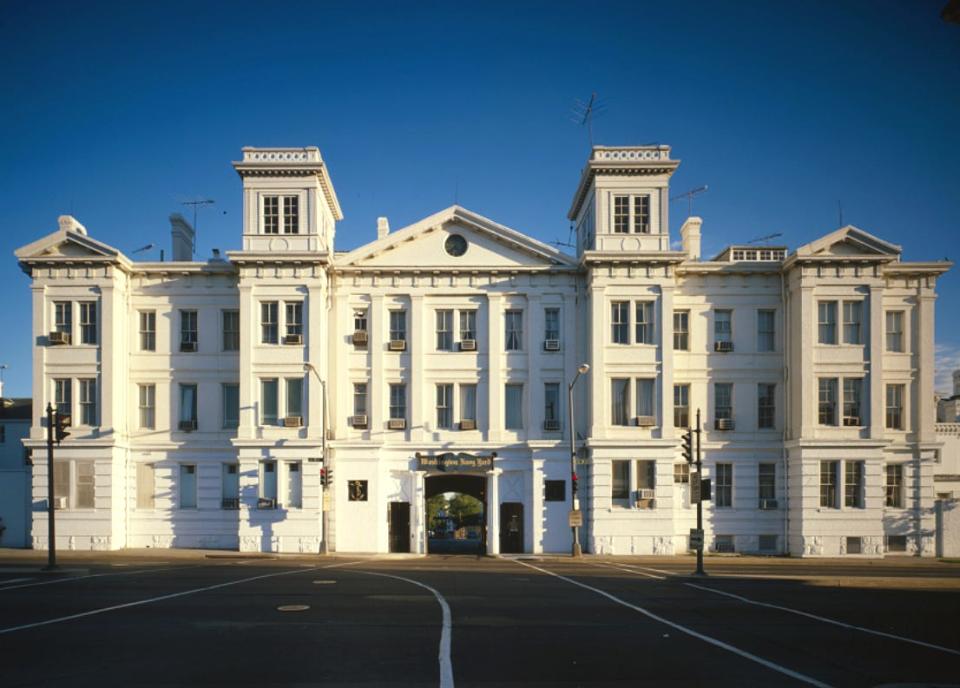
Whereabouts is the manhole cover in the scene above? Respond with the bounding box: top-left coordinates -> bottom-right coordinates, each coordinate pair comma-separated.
313,579 -> 337,585
277,604 -> 310,612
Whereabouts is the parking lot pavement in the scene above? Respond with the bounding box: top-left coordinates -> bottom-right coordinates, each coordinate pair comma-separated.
0,551 -> 957,687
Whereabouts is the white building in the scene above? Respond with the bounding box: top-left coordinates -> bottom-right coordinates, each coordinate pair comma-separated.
0,391 -> 31,548
14,144 -> 952,556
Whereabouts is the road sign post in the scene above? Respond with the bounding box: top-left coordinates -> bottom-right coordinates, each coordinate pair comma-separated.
694,409 -> 705,576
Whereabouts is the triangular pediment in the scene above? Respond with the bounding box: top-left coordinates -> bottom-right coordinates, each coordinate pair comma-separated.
336,206 -> 576,270
796,225 -> 901,259
16,223 -> 121,263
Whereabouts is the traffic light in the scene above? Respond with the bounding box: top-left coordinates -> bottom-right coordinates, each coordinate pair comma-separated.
571,470 -> 579,497
320,467 -> 333,488
681,429 -> 693,464
54,412 -> 71,444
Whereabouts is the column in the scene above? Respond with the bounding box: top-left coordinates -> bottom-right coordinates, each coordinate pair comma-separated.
487,293 -> 504,442
237,281 -> 255,440
798,284 -> 816,438
487,468 -> 502,555
868,285 -> 884,440
410,470 -> 427,554
531,458 -> 545,553
917,288 -> 937,444
660,283 -> 675,439
528,293 -> 543,436
371,294 -> 385,432
410,294 -> 424,442
589,285 -> 606,438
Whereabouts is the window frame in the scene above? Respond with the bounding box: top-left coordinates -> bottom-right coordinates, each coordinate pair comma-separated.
818,378 -> 839,426
842,300 -> 863,345
714,309 -> 733,345
611,302 -> 629,344
138,383 -> 156,430
715,463 -> 733,508
885,383 -> 904,430
885,464 -> 904,508
757,309 -> 775,352
673,310 -> 689,350
222,382 -> 239,429
635,301 -> 655,345
714,383 -> 733,421
820,460 -> 839,508
261,378 -> 279,426
390,310 -> 407,342
139,310 -> 156,352
180,310 -> 198,349
818,301 -> 838,345
78,378 -> 97,426
844,460 -> 865,509
544,382 -> 561,426
389,383 -> 407,421
885,310 -> 905,352
222,309 -> 240,352
673,383 -> 690,428
636,378 -> 655,419
78,301 -> 97,345
436,383 -> 453,429
757,383 -> 776,430
758,463 -> 776,502
436,309 -> 453,351
611,378 -> 630,426
504,309 -> 523,351
505,383 -> 523,430
544,307 -> 560,341
261,301 -> 279,344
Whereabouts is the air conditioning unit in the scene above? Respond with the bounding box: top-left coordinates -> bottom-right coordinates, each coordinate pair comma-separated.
543,419 -> 561,431
714,340 -> 734,352
178,420 -> 198,432
283,334 -> 303,345
54,496 -> 68,510
221,497 -> 240,510
637,488 -> 656,500
351,330 -> 368,346
350,414 -> 368,429
543,339 -> 561,352
283,416 -> 302,428
388,339 -> 407,351
180,341 -> 197,353
636,415 -> 656,427
257,498 -> 276,509
759,498 -> 778,510
715,418 -> 735,431
459,419 -> 477,430
459,339 -> 477,351
843,416 -> 861,427
635,498 -> 656,509
387,418 -> 406,430
48,331 -> 70,345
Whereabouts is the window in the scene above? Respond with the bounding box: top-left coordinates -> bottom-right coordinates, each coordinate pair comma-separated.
714,309 -> 732,344
179,384 -> 198,429
54,301 -> 72,338
460,384 -> 477,423
261,379 -> 278,425
261,302 -> 279,344
54,378 -> 71,422
613,195 -> 650,233
613,195 -> 630,233
505,310 -> 523,351
544,480 -> 565,501
886,535 -> 907,553
544,383 -> 560,427
136,463 -> 155,510
611,302 -> 629,344
673,310 -> 689,350
139,311 -> 156,351
612,460 -> 629,500
354,309 -> 368,333
886,311 -> 904,352
674,384 -> 690,428
259,461 -> 277,502
611,378 -> 630,426
635,301 -> 654,344
757,383 -> 776,429
285,462 -> 302,508
757,309 -> 775,352
222,464 -> 239,509
53,461 -> 70,507
263,196 -> 280,234
758,535 -> 778,552
389,384 -> 406,420
758,463 -> 776,503
79,302 -> 97,345
390,310 -> 407,342
845,461 -> 865,508
843,378 -> 863,425
636,378 -> 655,419
885,464 -> 904,508
436,384 -> 453,429
820,461 -> 839,508
222,310 -> 240,351
286,302 -> 303,337
222,383 -> 239,429
179,464 -> 197,509
348,480 -> 368,501
436,310 -> 453,351
76,461 -> 94,508
886,384 -> 904,430
636,460 -> 656,491
79,379 -> 97,426
843,301 -> 863,345
714,383 -> 733,421
459,310 -> 477,341
353,383 -> 368,417
674,463 -> 690,483
715,463 -> 732,507
818,301 -> 837,344
846,536 -> 863,554
544,307 -> 560,341
714,534 -> 735,553
505,384 -> 523,430
286,378 -> 303,418
138,384 -> 155,429
283,196 -> 299,234
180,310 -> 198,350
818,378 -> 838,426
633,195 -> 651,233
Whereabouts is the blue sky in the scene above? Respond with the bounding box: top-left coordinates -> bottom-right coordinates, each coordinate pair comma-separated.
1,1 -> 958,396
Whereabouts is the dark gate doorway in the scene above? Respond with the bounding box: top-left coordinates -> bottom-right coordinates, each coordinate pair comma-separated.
388,502 -> 411,553
500,502 -> 524,554
425,474 -> 486,555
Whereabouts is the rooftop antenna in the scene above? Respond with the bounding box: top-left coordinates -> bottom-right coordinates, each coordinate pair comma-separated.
181,198 -> 215,255
550,222 -> 577,250
131,243 -> 155,255
838,200 -> 843,227
571,92 -> 607,147
745,232 -> 783,245
671,185 -> 709,218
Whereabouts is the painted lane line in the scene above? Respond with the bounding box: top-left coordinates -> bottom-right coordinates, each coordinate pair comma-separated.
357,570 -> 454,688
0,577 -> 34,585
607,562 -> 676,577
0,560 -> 360,636
592,562 -> 666,580
684,582 -> 960,658
0,564 -> 206,592
513,559 -> 832,688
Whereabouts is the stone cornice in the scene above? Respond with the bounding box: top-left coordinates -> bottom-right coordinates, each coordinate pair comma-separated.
232,147 -> 343,220
568,146 -> 680,220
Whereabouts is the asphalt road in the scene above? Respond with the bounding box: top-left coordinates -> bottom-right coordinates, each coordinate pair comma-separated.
0,552 -> 957,687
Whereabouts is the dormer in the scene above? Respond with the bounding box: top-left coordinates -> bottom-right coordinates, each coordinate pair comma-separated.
567,145 -> 680,256
232,147 -> 343,254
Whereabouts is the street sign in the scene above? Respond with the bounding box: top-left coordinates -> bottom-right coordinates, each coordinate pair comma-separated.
689,528 -> 704,549
568,509 -> 583,527
700,478 -> 711,502
575,458 -> 590,465
308,457 -> 323,463
691,474 -> 711,503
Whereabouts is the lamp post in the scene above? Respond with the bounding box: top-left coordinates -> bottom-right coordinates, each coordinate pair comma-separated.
304,363 -> 330,554
568,363 -> 590,558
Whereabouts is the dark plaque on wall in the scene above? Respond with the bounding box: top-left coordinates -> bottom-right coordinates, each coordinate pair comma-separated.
416,452 -> 495,473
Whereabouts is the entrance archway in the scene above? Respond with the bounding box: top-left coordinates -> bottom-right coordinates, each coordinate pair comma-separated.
425,474 -> 487,555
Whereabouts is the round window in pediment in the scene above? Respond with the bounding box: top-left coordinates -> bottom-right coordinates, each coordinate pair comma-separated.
444,234 -> 468,257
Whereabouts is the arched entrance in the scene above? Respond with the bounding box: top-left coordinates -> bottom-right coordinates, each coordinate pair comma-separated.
425,474 -> 487,555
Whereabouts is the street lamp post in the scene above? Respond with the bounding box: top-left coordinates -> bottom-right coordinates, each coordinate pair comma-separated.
568,363 -> 590,558
304,363 -> 330,554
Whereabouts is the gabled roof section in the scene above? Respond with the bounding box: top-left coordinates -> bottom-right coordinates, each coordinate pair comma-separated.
336,206 -> 577,270
794,225 -> 902,260
15,216 -> 128,270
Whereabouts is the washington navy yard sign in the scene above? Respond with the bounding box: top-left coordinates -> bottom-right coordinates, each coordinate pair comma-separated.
416,452 -> 496,472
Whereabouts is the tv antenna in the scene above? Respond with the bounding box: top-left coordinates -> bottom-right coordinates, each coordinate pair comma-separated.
181,198 -> 215,255
131,243 -> 155,255
571,92 -> 607,147
671,185 -> 708,217
745,232 -> 783,245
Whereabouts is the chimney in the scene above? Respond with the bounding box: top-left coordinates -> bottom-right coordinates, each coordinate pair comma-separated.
169,213 -> 195,261
954,369 -> 960,397
680,216 -> 702,261
377,216 -> 390,240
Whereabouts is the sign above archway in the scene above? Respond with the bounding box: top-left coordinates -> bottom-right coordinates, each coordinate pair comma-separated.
416,452 -> 496,473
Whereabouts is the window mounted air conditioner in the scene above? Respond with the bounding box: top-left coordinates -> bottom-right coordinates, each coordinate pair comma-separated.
388,339 -> 407,351
543,339 -> 561,351
459,419 -> 477,431
351,330 -> 368,346
543,419 -> 561,431
759,498 -> 778,510
843,416 -> 861,427
459,339 -> 477,351
637,488 -> 656,500
283,416 -> 303,428
387,418 -> 406,430
350,415 -> 368,429
714,418 -> 735,431
54,496 -> 68,509
636,415 -> 656,427
221,497 -> 240,510
48,331 -> 70,345
180,341 -> 197,353
283,334 -> 303,345
257,498 -> 277,509
714,341 -> 734,352
178,420 -> 198,432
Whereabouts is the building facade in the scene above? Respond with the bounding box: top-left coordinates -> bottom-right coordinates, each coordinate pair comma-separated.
0,394 -> 31,548
15,145 -> 952,556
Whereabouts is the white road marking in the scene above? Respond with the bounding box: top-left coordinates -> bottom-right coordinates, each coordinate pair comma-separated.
514,559 -> 832,688
0,565 -> 200,592
0,560 -> 360,636
606,562 -> 676,577
684,582 -> 960,657
358,570 -> 454,688
0,577 -> 34,585
591,562 -> 666,580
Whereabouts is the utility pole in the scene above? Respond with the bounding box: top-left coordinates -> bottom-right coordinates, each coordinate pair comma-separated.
45,403 -> 57,570
694,408 -> 705,576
